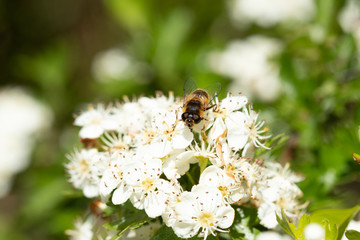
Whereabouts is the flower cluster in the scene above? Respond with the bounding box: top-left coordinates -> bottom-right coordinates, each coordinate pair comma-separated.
65,91 -> 305,239
229,0 -> 316,28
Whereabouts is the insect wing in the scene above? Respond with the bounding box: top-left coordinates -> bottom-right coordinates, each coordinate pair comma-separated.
204,82 -> 222,103
183,77 -> 198,97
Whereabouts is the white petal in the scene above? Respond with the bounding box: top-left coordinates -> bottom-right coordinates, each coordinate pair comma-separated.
149,141 -> 172,158
79,125 -> 103,139
99,169 -> 121,197
242,142 -> 256,158
163,156 -> 190,180
208,118 -> 226,142
221,96 -> 248,112
258,202 -> 279,229
191,185 -> 223,212
216,205 -> 235,229
112,183 -> 132,205
172,125 -> 193,149
83,184 -> 99,198
175,192 -> 197,218
144,191 -> 168,218
199,165 -> 223,186
74,110 -> 100,126
130,192 -> 145,210
172,221 -> 199,239
101,118 -> 118,131
225,112 -> 249,149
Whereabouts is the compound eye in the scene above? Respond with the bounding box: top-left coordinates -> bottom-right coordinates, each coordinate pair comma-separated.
181,113 -> 188,121
194,115 -> 202,124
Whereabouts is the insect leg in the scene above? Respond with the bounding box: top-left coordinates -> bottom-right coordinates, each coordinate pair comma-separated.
205,104 -> 217,110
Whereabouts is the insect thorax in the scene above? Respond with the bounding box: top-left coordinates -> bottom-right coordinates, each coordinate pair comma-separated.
192,89 -> 209,100
185,99 -> 202,115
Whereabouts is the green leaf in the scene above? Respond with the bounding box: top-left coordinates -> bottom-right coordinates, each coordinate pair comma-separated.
198,156 -> 209,174
230,207 -> 258,240
322,219 -> 338,240
345,230 -> 360,240
292,214 -> 311,240
104,211 -> 151,239
358,126 -> 360,142
276,210 -> 297,239
310,205 -> 360,240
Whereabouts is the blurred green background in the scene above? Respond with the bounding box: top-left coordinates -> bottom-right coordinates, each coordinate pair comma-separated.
0,0 -> 360,239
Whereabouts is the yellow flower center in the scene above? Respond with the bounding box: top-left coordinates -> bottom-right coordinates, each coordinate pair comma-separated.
144,129 -> 156,144
218,186 -> 228,197
79,159 -> 89,174
141,178 -> 155,193
198,211 -> 215,228
163,127 -> 174,141
213,108 -> 228,119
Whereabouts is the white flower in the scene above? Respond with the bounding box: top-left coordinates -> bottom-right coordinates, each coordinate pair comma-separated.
229,0 -> 316,28
99,152 -> 133,203
162,150 -> 195,180
172,185 -> 235,239
257,162 -> 305,229
148,110 -> 193,158
225,105 -> 271,151
92,48 -> 134,83
208,93 -> 248,142
338,0 -> 360,35
304,223 -> 325,240
0,87 -> 52,198
123,158 -> 171,218
66,149 -> 109,198
199,165 -> 244,204
66,217 -> 94,240
338,0 -> 360,53
208,36 -> 282,102
74,104 -> 117,139
113,100 -> 146,136
101,132 -> 133,153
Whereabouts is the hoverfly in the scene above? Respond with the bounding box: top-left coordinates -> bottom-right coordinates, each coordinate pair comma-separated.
181,78 -> 221,129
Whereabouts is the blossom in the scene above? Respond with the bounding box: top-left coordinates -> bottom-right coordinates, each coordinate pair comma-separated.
74,104 -> 117,139
65,149 -> 109,198
92,48 -> 135,83
122,158 -> 171,218
225,105 -> 271,151
199,165 -> 244,204
0,87 -> 52,198
67,90 -> 306,238
256,162 -> 306,229
229,0 -> 316,28
304,223 -> 325,240
65,217 -> 94,240
99,152 -> 132,203
208,36 -> 282,102
172,185 -> 235,239
148,109 -> 193,158
338,0 -> 360,36
208,93 -> 248,142
338,0 -> 360,54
